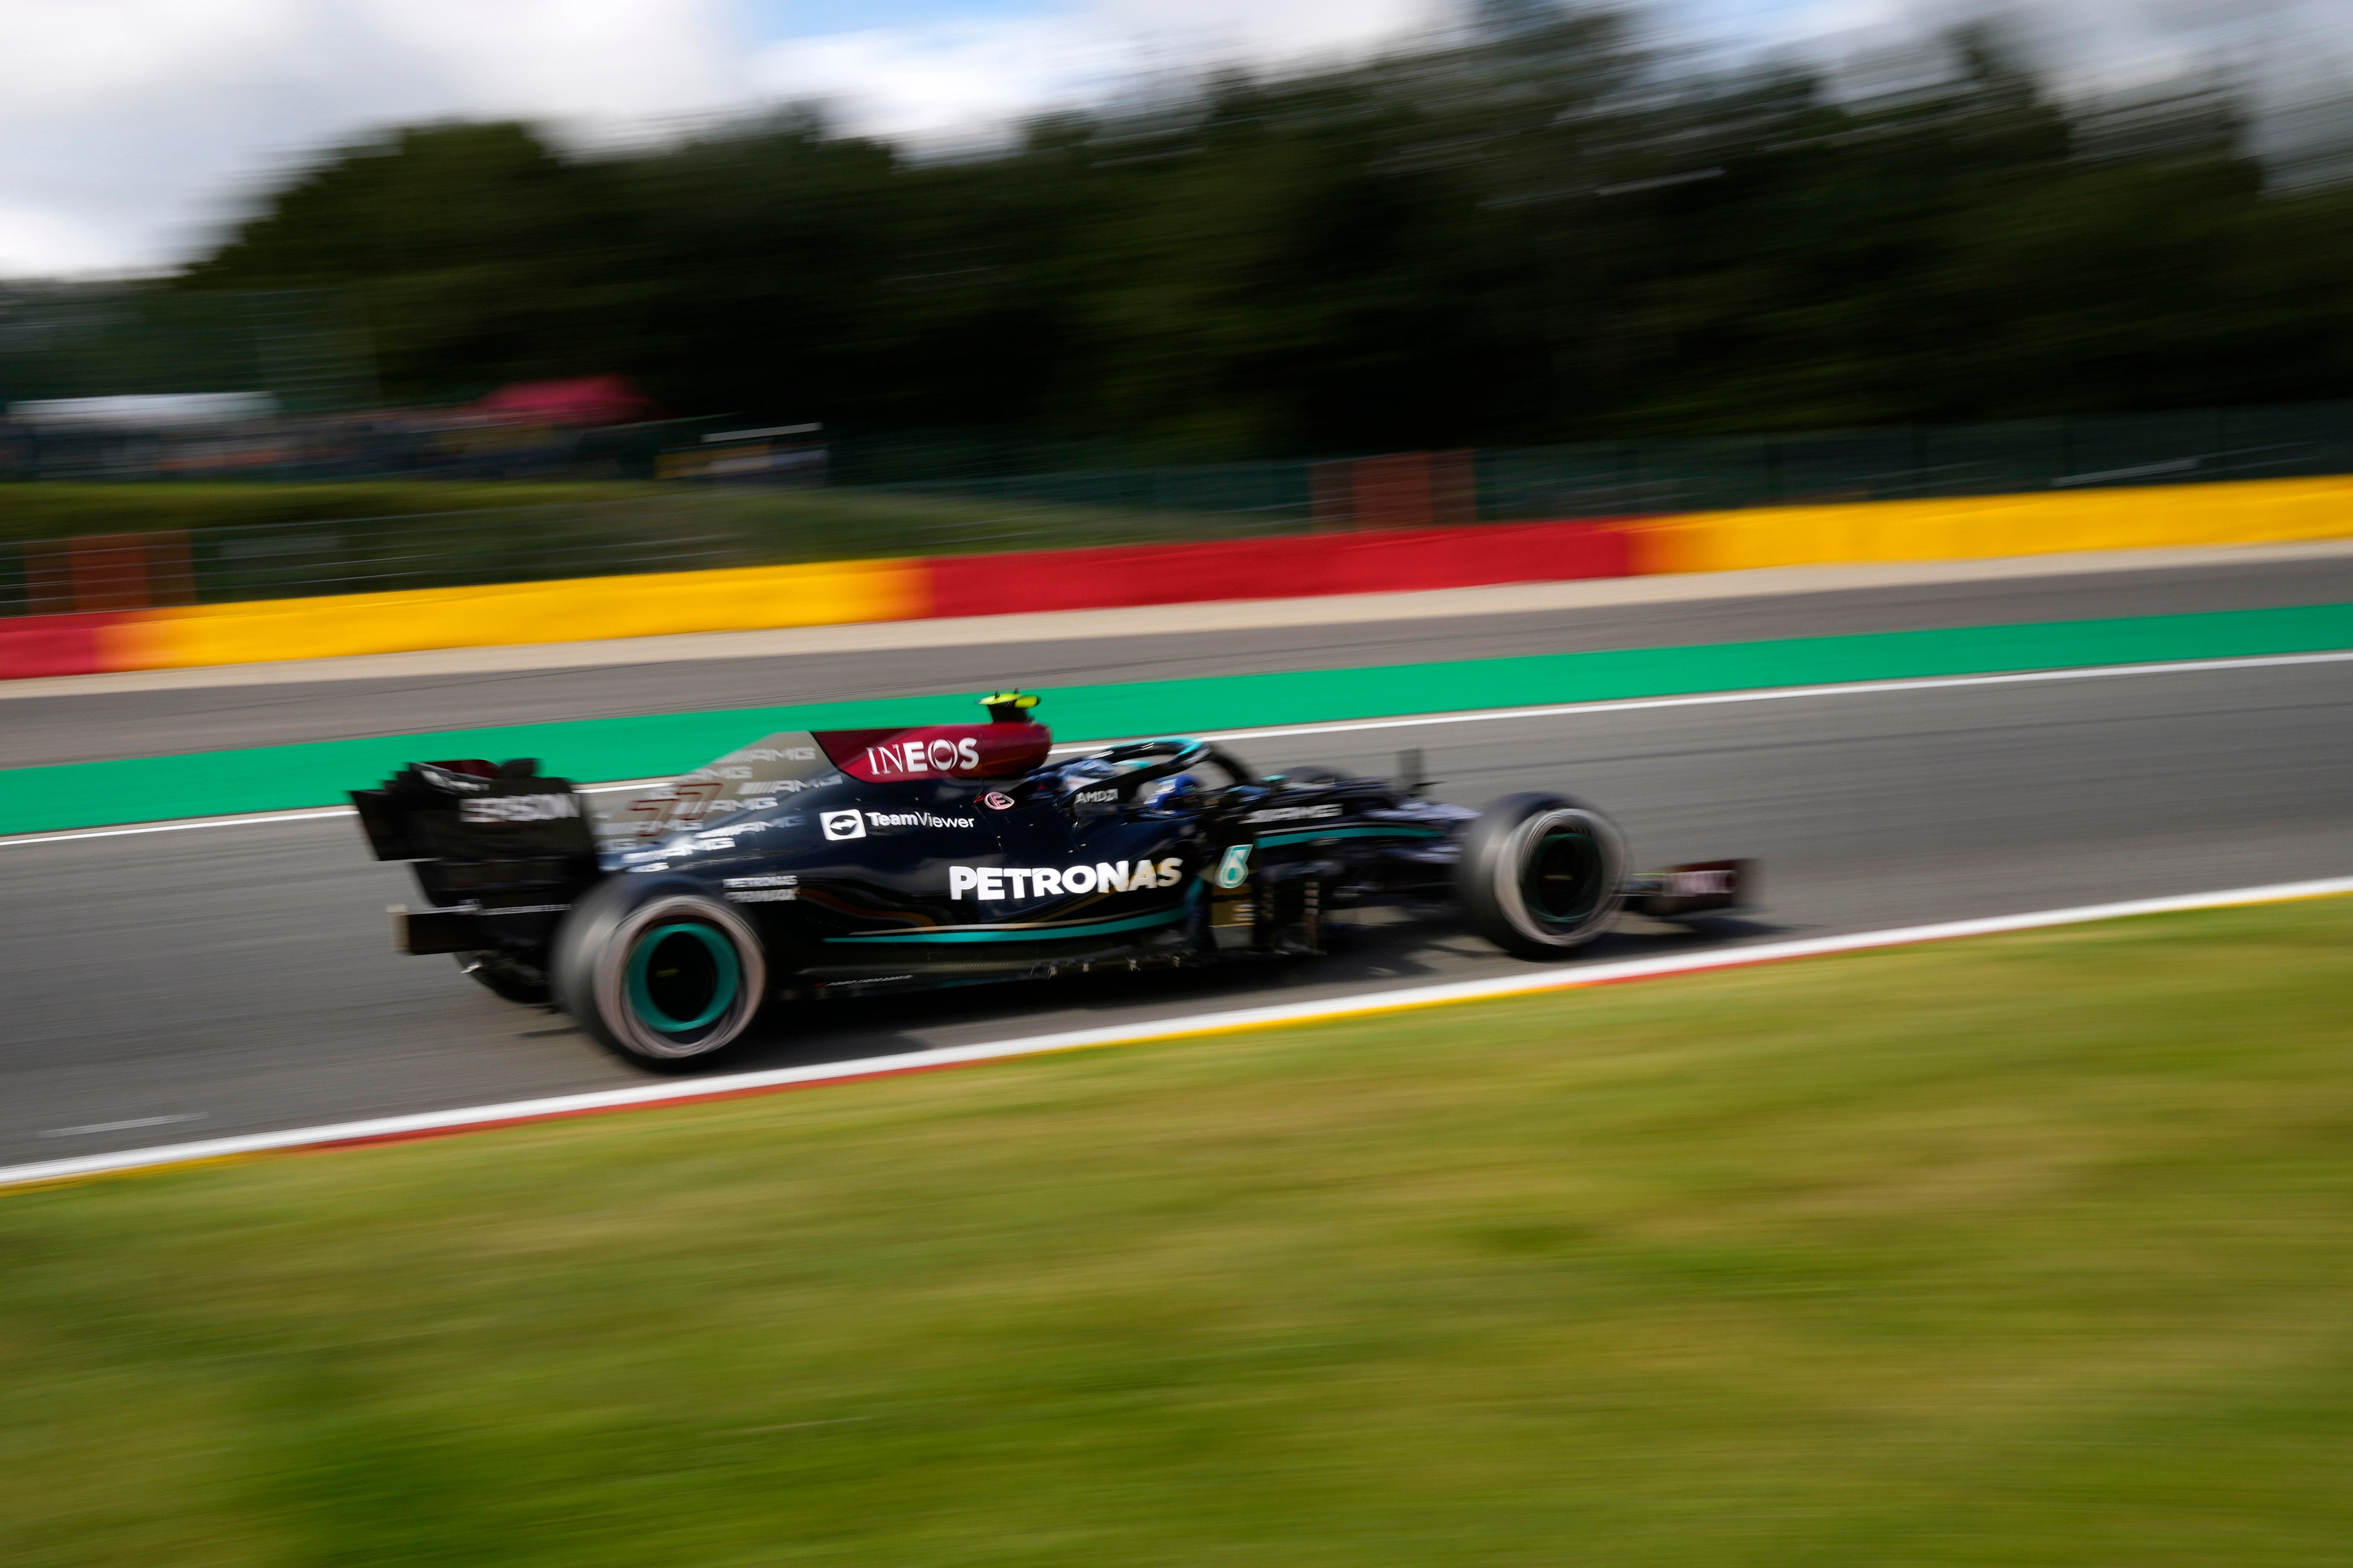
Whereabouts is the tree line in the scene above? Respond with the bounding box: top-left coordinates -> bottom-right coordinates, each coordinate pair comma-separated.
177,6 -> 2353,461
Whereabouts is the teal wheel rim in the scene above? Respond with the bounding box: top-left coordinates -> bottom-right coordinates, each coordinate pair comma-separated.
1522,822 -> 1607,927
624,922 -> 742,1034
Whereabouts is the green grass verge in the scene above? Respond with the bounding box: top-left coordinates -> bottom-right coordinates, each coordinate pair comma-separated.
7,896 -> 2353,1564
4,602 -> 2349,834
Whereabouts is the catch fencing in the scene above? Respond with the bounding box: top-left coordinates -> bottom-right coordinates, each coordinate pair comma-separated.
870,403 -> 2353,524
4,401 -> 2351,618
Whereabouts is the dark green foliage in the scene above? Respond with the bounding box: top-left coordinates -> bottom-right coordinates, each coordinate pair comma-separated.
173,15 -> 2353,454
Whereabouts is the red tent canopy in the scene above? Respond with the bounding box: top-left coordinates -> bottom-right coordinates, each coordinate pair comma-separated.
476,375 -> 653,427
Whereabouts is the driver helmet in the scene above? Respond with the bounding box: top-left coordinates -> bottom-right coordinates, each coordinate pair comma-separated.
1137,770 -> 1200,810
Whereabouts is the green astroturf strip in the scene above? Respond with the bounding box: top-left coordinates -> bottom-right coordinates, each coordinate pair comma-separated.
5,601 -> 2350,835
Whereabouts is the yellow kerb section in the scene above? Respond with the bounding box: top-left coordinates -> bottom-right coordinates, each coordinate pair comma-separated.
1622,474 -> 2353,574
108,558 -> 929,671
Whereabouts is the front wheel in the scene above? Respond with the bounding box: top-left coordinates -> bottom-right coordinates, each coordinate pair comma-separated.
551,879 -> 768,1070
1456,793 -> 1628,960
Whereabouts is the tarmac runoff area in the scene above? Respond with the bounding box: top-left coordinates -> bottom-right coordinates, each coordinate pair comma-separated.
0,536 -> 2348,1173
6,875 -> 2348,1190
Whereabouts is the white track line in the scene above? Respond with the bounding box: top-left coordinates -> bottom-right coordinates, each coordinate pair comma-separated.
0,808 -> 356,847
4,874 -> 2348,1192
5,647 -> 2349,852
1172,648 -> 2353,746
0,782 -> 665,850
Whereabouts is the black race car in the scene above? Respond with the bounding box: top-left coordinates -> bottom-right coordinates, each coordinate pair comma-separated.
353,692 -> 1748,1069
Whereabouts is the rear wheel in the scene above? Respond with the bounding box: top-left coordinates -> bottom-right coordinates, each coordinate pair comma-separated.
1457,793 -> 1627,959
551,879 -> 767,1069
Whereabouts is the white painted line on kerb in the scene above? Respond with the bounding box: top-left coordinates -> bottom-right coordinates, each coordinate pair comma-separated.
3,875 -> 2348,1192
4,646 -> 2349,852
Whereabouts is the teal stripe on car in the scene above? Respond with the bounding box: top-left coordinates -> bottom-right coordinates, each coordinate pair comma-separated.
1255,825 -> 1445,847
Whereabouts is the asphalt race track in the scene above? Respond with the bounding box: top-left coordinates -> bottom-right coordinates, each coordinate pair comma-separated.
8,548 -> 2353,769
3,563 -> 2350,1167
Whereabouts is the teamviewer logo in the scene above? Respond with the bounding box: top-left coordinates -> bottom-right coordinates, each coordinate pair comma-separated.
821,810 -> 867,841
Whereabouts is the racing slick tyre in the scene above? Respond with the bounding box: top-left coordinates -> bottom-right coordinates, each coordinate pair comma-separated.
455,951 -> 551,1005
551,877 -> 768,1071
1456,792 -> 1628,960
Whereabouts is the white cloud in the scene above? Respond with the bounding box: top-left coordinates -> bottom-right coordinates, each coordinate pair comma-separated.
1703,0 -> 2353,89
749,18 -> 1121,143
0,0 -> 745,275
355,0 -> 743,115
0,204 -> 125,277
5,0 -> 2343,277
0,0 -> 1455,276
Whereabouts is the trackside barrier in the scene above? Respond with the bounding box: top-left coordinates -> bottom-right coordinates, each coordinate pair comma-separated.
1627,474 -> 2353,572
2,474 -> 2350,680
0,520 -> 1635,678
924,519 -> 1633,618
110,558 -> 924,671
0,611 -> 122,679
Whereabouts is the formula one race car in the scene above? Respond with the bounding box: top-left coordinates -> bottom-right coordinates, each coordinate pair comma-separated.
352,693 -> 1748,1069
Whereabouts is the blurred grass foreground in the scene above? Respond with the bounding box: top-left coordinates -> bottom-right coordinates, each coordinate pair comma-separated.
8,896 -> 2353,1563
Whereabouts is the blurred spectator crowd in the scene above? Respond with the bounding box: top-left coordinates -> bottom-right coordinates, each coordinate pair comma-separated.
0,378 -> 829,484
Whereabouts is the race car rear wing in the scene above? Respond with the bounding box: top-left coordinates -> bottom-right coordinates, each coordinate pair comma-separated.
350,758 -> 597,907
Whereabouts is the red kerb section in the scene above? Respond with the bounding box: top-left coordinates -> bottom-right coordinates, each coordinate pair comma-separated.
818,723 -> 1053,782
0,611 -> 130,680
924,518 -> 1637,620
